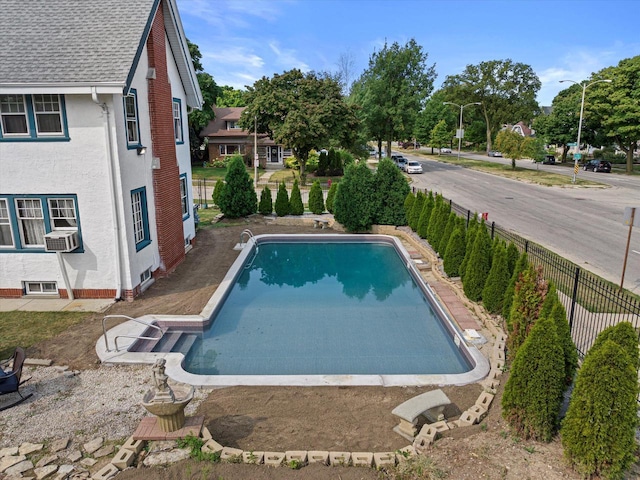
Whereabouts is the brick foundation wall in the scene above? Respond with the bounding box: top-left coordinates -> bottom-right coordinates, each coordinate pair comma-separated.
0,288 -> 117,299
146,0 -> 185,276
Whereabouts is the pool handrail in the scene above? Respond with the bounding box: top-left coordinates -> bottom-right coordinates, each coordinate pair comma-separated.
102,315 -> 163,352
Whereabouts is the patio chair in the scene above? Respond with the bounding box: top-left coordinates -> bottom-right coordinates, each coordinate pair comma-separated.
0,347 -> 33,411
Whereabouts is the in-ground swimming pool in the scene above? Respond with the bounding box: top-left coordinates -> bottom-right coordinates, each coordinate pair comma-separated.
119,234 -> 489,387
186,239 -> 470,376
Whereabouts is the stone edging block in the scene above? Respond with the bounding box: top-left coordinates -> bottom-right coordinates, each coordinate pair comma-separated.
307,450 -> 329,465
242,451 -> 264,464
91,463 -> 119,480
351,452 -> 373,467
373,452 -> 396,468
329,451 -> 351,466
264,451 -> 285,466
111,448 -> 136,470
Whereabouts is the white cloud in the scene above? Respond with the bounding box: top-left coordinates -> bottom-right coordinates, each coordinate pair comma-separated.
268,41 -> 310,71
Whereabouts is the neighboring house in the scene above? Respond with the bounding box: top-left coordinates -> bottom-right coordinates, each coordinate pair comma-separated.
510,121 -> 535,137
200,107 -> 292,167
0,0 -> 203,300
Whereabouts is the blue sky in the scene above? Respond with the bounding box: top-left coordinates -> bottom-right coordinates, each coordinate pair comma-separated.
176,0 -> 640,106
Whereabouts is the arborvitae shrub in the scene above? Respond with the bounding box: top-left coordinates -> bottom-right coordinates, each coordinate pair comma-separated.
404,192 -> 416,219
308,180 -> 325,215
550,302 -> 578,385
505,242 -> 520,277
409,191 -> 425,232
506,264 -> 548,361
317,150 -> 329,176
274,181 -> 290,217
432,201 -> 451,254
333,162 -> 374,232
502,316 -> 565,442
462,221 -> 492,302
502,252 -> 528,322
426,194 -> 443,244
437,211 -> 456,255
459,214 -> 478,278
326,182 -> 338,213
212,179 -> 224,207
328,148 -> 344,176
289,179 -> 304,215
416,190 -> 434,239
482,241 -> 510,314
258,186 -> 273,215
372,158 -> 410,225
218,155 -> 257,218
589,322 -> 639,368
443,225 -> 466,278
561,339 -> 638,479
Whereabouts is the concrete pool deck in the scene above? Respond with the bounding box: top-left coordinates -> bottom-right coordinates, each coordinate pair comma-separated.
97,233 -> 491,388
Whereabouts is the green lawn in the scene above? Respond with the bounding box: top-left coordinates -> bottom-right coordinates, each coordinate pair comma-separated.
0,311 -> 89,359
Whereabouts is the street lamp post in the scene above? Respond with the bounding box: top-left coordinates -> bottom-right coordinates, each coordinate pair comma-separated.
253,115 -> 258,189
443,102 -> 481,160
559,78 -> 612,183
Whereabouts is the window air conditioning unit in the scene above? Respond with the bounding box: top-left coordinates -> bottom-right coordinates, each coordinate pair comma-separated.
44,231 -> 79,252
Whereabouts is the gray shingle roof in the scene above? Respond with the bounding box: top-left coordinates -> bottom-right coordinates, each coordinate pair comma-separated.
0,0 -> 157,86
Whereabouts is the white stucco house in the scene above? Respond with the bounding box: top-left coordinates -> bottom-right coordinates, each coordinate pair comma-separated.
0,0 -> 203,300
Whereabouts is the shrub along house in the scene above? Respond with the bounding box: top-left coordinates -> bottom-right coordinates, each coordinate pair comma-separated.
0,0 -> 203,300
201,107 -> 292,167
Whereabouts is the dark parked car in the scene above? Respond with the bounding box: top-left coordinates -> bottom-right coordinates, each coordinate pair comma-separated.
542,155 -> 556,165
583,160 -> 611,172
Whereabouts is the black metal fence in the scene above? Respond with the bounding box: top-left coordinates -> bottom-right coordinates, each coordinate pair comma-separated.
428,189 -> 640,359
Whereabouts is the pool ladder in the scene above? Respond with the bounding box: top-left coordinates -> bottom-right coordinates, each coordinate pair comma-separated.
239,229 -> 254,247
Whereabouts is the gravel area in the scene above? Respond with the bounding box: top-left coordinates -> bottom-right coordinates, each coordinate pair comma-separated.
0,363 -> 207,448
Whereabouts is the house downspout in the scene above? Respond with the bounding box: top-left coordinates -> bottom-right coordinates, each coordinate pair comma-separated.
92,87 -> 123,300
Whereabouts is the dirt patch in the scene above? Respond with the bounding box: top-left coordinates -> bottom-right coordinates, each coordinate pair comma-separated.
27,217 -> 586,480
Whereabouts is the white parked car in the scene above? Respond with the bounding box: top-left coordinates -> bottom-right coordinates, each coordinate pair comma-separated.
440,147 -> 452,154
405,161 -> 423,174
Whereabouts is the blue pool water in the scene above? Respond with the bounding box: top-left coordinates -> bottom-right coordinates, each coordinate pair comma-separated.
183,240 -> 471,376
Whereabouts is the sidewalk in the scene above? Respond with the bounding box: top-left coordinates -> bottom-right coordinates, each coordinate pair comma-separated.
0,297 -> 114,312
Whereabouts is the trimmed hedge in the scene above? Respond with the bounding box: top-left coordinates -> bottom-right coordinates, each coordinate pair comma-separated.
274,181 -> 290,217
502,315 -> 565,441
502,252 -> 528,322
258,186 -> 273,215
289,179 -> 304,215
443,224 -> 466,278
218,155 -> 257,218
482,240 -> 510,314
561,336 -> 639,479
462,220 -> 492,302
308,180 -> 325,214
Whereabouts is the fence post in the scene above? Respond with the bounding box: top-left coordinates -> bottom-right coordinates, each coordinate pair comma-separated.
568,266 -> 580,331
466,210 -> 470,228
524,240 -> 529,253
491,221 -> 495,240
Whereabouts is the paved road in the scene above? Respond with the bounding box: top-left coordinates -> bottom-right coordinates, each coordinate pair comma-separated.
399,151 -> 640,295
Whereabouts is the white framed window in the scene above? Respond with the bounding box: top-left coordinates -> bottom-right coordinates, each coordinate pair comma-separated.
124,89 -> 140,146
0,199 -> 14,248
131,187 -> 150,251
173,98 -> 183,144
219,144 -> 240,155
48,198 -> 77,230
16,198 -> 45,247
140,267 -> 152,284
33,94 -> 63,135
179,174 -> 189,219
24,281 -> 58,295
0,94 -> 29,136
226,121 -> 241,130
0,94 -> 68,140
0,195 -> 80,251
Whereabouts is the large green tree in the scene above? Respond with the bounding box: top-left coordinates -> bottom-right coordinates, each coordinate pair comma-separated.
414,90 -> 457,151
186,40 -> 222,161
442,59 -> 541,153
241,69 -> 358,180
494,129 -> 538,169
429,119 -> 453,153
532,86 -> 581,162
590,55 -> 640,173
351,39 -> 436,157
216,86 -> 246,107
